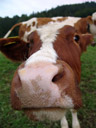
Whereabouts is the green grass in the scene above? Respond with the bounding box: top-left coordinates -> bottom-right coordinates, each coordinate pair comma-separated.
0,46 -> 96,128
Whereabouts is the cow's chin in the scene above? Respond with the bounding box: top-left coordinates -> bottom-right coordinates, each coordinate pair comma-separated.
23,107 -> 66,121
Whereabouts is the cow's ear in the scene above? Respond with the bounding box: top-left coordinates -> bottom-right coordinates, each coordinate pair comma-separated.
0,37 -> 29,62
78,34 -> 93,52
87,16 -> 93,24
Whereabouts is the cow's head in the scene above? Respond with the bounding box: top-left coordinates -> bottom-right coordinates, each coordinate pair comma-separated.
74,12 -> 96,43
0,25 -> 93,121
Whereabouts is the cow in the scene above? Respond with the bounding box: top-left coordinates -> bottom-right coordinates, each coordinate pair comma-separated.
3,12 -> 96,42
0,22 -> 94,128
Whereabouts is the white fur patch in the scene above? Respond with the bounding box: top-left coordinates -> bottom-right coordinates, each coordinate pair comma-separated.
52,16 -> 63,20
32,109 -> 66,121
25,17 -> 81,66
90,24 -> 96,37
71,109 -> 80,128
91,12 -> 96,37
22,18 -> 38,41
61,115 -> 69,128
92,12 -> 96,21
22,18 -> 37,26
63,17 -> 81,26
25,41 -> 58,65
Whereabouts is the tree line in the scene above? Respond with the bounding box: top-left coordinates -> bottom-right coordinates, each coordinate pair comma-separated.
0,2 -> 96,38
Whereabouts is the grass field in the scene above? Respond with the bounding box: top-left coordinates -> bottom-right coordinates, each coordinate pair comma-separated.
0,46 -> 96,128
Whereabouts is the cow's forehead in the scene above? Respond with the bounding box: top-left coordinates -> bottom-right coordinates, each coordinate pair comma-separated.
25,22 -> 62,66
25,17 -> 82,66
22,17 -> 81,29
37,17 -> 80,44
21,17 -> 81,42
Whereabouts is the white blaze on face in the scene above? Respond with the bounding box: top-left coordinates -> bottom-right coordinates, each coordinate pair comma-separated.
25,17 -> 81,66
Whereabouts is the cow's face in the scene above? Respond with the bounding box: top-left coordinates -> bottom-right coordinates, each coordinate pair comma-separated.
10,24 -> 93,115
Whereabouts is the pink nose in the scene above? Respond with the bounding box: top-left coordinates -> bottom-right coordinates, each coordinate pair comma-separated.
17,62 -> 64,108
19,62 -> 60,84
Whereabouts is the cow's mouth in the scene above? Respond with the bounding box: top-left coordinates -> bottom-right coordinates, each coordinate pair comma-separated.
23,107 -> 63,111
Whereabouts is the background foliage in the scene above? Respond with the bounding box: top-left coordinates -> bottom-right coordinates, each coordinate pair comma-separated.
0,2 -> 96,37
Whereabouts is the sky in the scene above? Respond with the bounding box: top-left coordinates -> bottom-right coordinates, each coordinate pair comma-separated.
0,0 -> 95,18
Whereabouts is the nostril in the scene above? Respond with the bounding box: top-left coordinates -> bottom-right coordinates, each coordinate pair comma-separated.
52,63 -> 64,82
52,71 -> 64,82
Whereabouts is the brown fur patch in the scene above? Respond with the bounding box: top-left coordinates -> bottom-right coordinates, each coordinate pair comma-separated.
27,31 -> 42,56
37,17 -> 68,27
57,17 -> 67,22
55,60 -> 82,109
78,34 -> 93,52
19,24 -> 31,37
27,25 -> 31,32
19,24 -> 27,37
87,16 -> 93,24
74,18 -> 88,33
32,21 -> 36,26
53,26 -> 83,109
53,26 -> 93,108
37,18 -> 55,27
54,26 -> 81,83
94,20 -> 96,25
0,37 -> 29,62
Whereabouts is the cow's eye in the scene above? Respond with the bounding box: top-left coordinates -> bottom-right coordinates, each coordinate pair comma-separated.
74,35 -> 80,42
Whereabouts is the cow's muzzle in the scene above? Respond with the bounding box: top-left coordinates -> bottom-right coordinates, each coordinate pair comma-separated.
17,62 -> 66,108
11,61 -> 81,110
